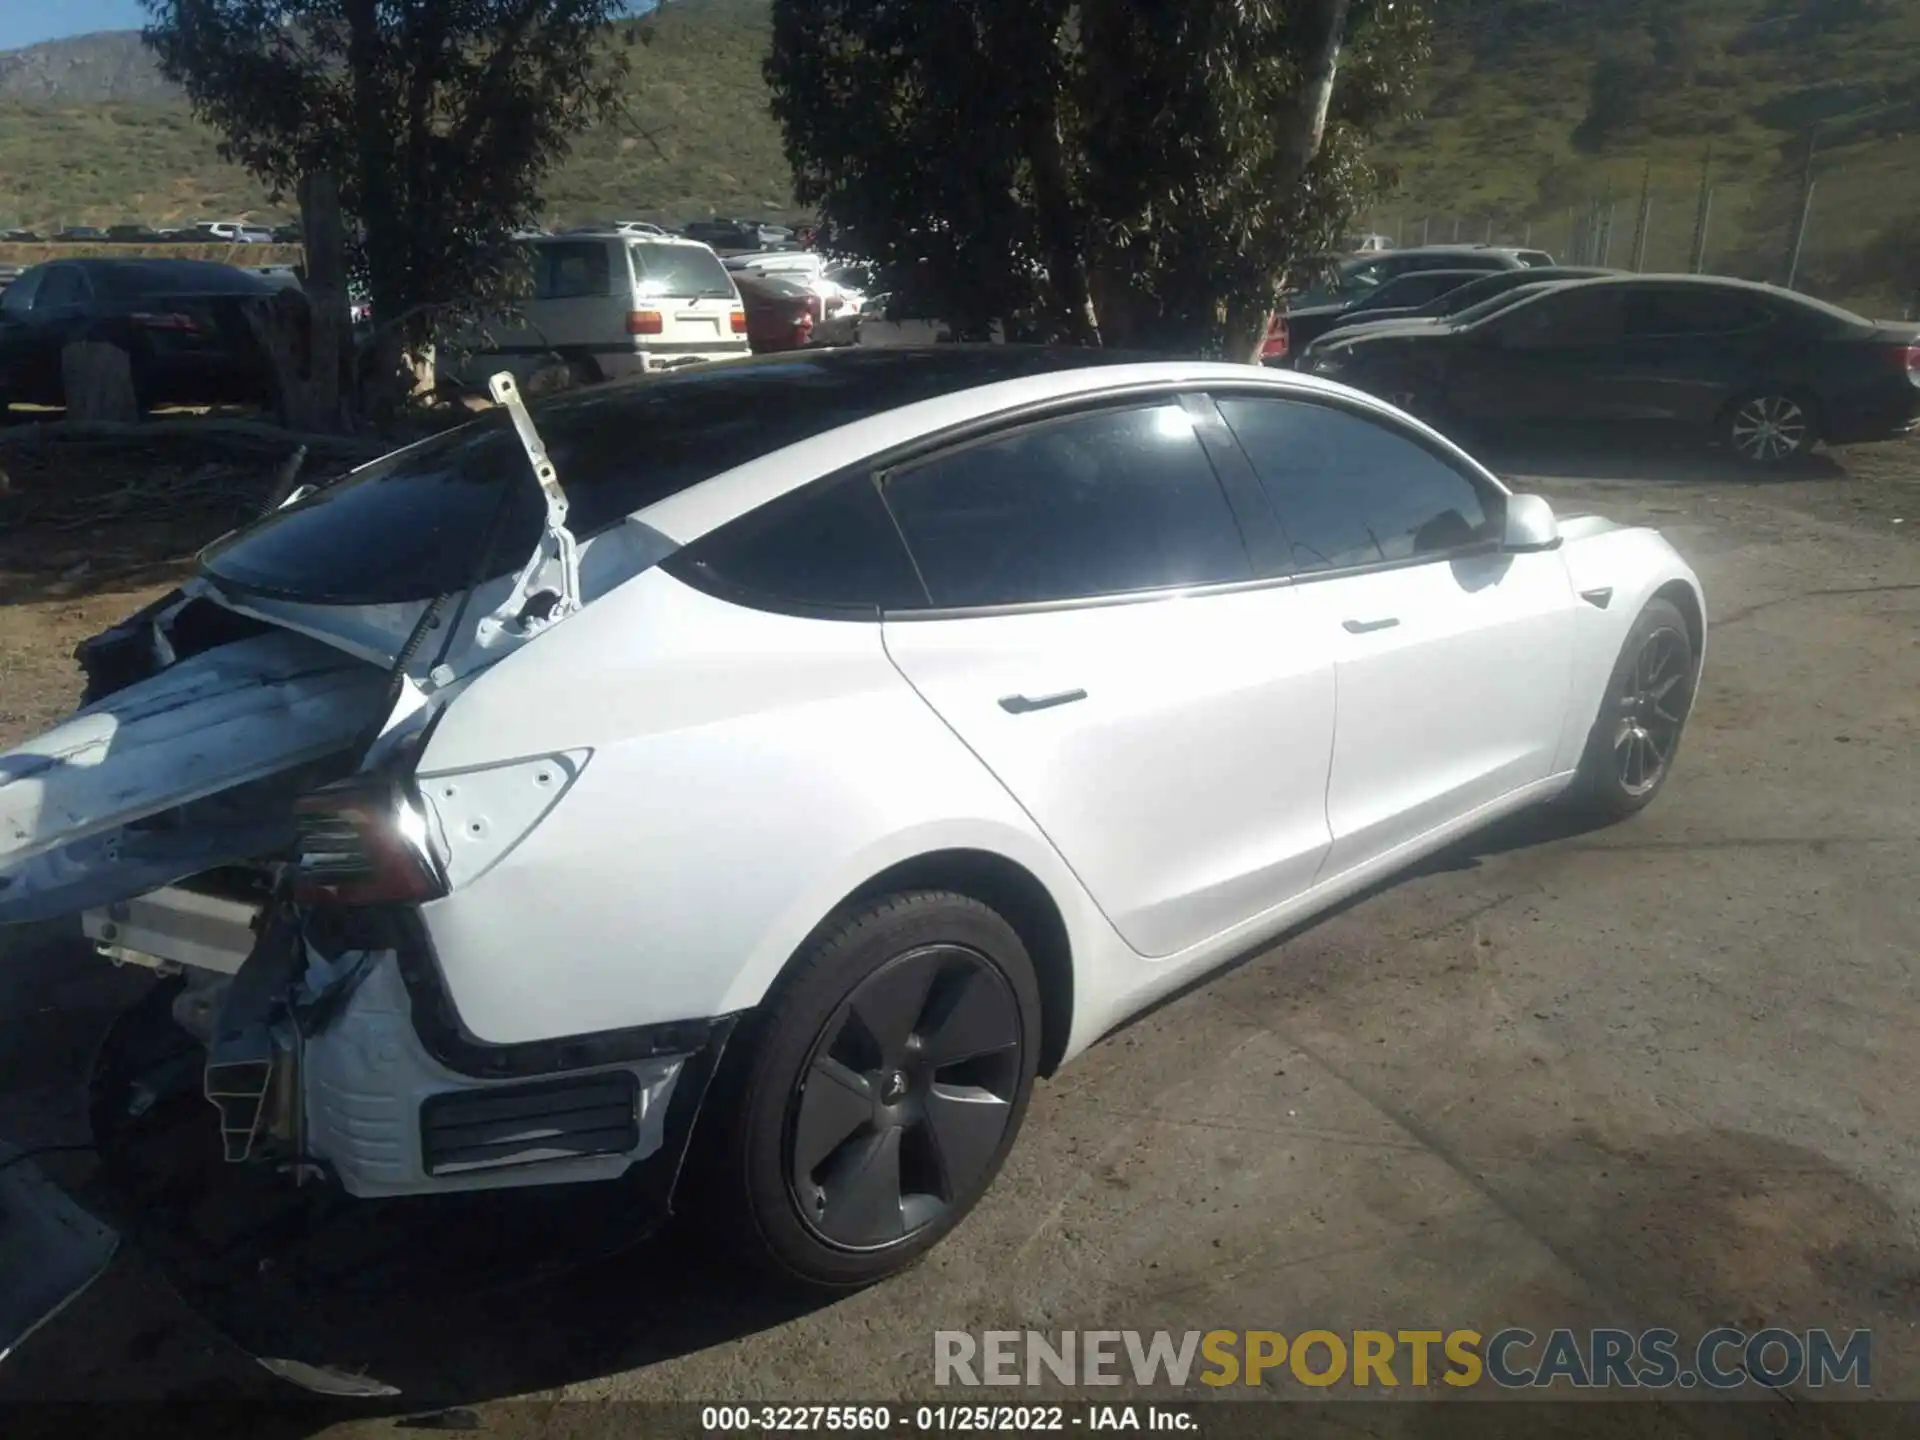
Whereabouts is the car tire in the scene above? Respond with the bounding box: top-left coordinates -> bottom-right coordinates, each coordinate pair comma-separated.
689,890 -> 1041,1290
1719,389 -> 1817,468
1566,596 -> 1698,824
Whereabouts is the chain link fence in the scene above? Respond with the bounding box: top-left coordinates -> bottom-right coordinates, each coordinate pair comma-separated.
1373,137 -> 1920,321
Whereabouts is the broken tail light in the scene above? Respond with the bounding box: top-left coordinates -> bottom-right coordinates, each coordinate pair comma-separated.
290,779 -> 447,906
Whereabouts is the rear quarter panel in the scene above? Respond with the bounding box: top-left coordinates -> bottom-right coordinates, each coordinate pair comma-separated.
412,568 -> 1115,1047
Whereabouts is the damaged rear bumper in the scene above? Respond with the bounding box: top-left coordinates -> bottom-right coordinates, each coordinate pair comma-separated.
2,904 -> 739,1394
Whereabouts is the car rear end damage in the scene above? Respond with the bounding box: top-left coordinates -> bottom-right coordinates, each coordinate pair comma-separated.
0,379 -> 746,1370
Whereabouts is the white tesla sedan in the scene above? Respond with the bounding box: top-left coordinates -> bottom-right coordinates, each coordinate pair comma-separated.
0,348 -> 1703,1292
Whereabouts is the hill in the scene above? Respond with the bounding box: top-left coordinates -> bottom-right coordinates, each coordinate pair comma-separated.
0,0 -> 1913,311
0,0 -> 795,231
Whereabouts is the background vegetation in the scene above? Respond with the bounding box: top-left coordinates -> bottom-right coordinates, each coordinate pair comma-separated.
0,0 -> 1914,310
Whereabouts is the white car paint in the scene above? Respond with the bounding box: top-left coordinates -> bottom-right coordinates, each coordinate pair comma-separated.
0,358 -> 1705,1205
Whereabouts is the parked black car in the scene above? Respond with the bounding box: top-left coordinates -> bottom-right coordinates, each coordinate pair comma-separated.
1278,268 -> 1494,356
1285,245 -> 1553,311
54,227 -> 109,242
680,217 -> 794,251
1301,274 -> 1920,466
0,258 -> 302,412
1309,265 -> 1623,347
105,225 -> 163,244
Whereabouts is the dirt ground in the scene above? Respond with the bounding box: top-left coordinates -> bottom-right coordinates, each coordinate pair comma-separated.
0,427 -> 1918,1435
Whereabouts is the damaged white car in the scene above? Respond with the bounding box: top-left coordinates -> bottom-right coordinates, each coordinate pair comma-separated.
1,348 -> 1705,1313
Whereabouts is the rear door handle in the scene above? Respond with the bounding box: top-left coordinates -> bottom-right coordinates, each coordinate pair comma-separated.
999,689 -> 1088,715
1342,617 -> 1401,634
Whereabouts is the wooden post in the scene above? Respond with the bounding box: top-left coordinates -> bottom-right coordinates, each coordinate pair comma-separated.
297,171 -> 351,431
61,341 -> 139,423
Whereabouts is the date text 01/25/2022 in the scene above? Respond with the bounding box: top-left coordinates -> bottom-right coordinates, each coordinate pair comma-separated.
701,1406 -> 1194,1432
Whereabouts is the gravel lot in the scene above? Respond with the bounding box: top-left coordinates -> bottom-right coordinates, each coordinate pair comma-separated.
0,433 -> 1916,1436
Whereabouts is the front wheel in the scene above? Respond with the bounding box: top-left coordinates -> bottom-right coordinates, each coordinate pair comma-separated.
689,891 -> 1040,1289
1566,597 -> 1698,823
1720,391 -> 1816,467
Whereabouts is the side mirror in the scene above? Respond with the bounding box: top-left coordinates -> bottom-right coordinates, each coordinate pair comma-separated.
1502,492 -> 1561,552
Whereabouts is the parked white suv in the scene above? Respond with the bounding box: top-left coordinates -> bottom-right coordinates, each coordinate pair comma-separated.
0,349 -> 1704,1301
444,232 -> 749,390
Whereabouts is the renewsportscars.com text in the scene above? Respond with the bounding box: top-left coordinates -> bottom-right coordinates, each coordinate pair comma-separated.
933,1328 -> 1871,1391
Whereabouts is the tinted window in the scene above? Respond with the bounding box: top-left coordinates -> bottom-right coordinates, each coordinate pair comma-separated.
0,266 -> 43,317
36,267 -> 89,311
533,242 -> 611,300
671,473 -> 924,613
201,351 -> 1141,605
632,242 -> 736,299
883,404 -> 1251,609
1488,285 -> 1624,348
1215,397 -> 1492,571
1452,283 -> 1563,326
1624,287 -> 1773,338
89,261 -> 274,301
1517,251 -> 1557,267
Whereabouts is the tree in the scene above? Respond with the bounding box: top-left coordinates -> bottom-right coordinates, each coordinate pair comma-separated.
767,0 -> 1430,358
142,0 -> 637,419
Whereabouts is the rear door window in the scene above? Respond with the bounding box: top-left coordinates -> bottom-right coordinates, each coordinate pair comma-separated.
1215,396 -> 1493,572
533,242 -> 612,300
630,242 -> 737,300
881,403 -> 1251,609
1624,287 -> 1774,338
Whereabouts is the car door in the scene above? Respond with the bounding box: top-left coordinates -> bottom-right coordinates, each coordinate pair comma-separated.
1442,283 -> 1629,425
0,264 -> 47,399
878,398 -> 1338,959
502,239 -> 613,355
1612,285 -> 1782,427
19,264 -> 95,402
1211,393 -> 1580,878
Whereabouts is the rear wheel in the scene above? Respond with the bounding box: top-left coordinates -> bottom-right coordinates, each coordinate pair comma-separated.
1567,597 -> 1697,823
1720,391 -> 1815,467
690,891 -> 1040,1290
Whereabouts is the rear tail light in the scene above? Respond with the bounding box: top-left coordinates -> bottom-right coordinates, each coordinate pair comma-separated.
130,311 -> 201,333
794,311 -> 815,344
626,309 -> 664,336
290,779 -> 446,906
730,308 -> 748,334
1893,343 -> 1920,375
1259,312 -> 1289,360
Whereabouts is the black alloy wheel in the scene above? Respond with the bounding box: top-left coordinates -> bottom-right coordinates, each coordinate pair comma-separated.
1611,623 -> 1691,797
787,943 -> 1023,1250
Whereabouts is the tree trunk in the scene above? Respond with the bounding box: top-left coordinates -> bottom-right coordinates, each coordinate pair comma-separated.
61,341 -> 139,423
241,294 -> 321,432
297,171 -> 352,431
1274,0 -> 1354,191
1024,104 -> 1102,346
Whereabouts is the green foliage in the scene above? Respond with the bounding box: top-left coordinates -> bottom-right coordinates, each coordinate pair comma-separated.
766,0 -> 1431,354
140,0 -> 636,342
